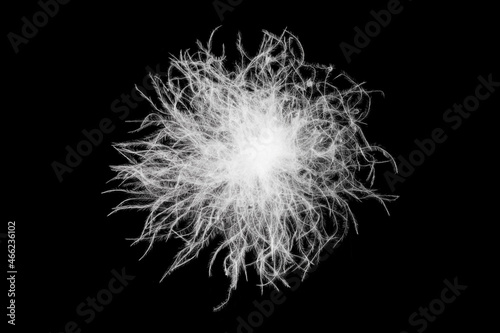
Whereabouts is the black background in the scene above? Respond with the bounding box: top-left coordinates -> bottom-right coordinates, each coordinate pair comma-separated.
4,0 -> 498,332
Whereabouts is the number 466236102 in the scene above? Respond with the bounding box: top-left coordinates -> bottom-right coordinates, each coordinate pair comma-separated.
7,221 -> 15,270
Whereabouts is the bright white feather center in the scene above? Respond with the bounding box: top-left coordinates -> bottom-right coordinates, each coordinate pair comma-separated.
238,127 -> 288,178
